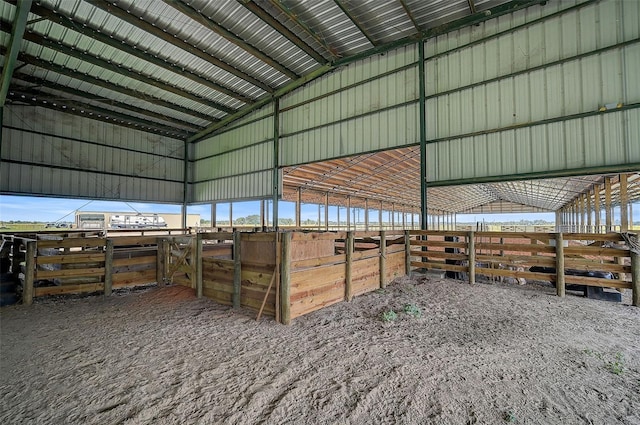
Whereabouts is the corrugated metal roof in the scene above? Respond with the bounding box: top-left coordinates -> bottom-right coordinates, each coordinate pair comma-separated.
3,0 -> 528,140
6,0 -> 619,214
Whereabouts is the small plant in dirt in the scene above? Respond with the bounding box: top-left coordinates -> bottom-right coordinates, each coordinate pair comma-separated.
381,309 -> 398,323
502,410 -> 517,422
608,352 -> 624,375
375,288 -> 386,295
403,303 -> 421,318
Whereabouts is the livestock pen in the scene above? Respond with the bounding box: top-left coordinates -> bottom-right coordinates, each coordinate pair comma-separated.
1,229 -> 639,322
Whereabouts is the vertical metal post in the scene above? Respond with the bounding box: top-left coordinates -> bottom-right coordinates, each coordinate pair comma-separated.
211,202 -> 217,228
379,201 -> 383,231
605,177 -> 612,232
296,187 -> 301,228
346,196 -> 351,230
379,230 -> 387,288
182,139 -> 189,229
273,99 -> 280,230
419,40 -> 428,230
229,202 -> 233,228
594,185 -> 601,233
364,199 -> 369,231
345,231 -> 354,301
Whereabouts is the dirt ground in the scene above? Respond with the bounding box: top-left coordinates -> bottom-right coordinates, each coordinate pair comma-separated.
1,275 -> 639,425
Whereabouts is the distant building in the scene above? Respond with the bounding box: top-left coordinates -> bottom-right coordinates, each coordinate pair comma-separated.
75,212 -> 201,229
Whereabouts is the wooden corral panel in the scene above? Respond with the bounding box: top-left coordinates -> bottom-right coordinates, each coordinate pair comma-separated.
290,261 -> 346,319
351,256 -> 379,297
385,249 -> 405,283
202,258 -> 234,305
241,262 -> 276,315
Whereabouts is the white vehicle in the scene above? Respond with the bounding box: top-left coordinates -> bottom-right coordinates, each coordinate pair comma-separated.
109,214 -> 167,229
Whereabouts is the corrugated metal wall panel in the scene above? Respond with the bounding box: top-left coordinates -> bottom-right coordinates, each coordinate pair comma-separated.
426,110 -> 638,182
193,142 -> 273,182
0,162 -> 184,202
192,170 -> 273,203
280,103 -> 419,166
2,106 -> 184,203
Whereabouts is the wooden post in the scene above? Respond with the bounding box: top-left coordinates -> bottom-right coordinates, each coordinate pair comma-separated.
555,233 -> 565,297
631,251 -> 639,307
620,173 -> 628,232
468,231 -> 475,285
404,230 -> 411,275
232,231 -> 241,309
156,237 -> 163,285
104,239 -> 113,296
163,238 -> 170,285
379,230 -> 387,288
345,231 -> 354,301
280,232 -> 292,324
196,233 -> 203,298
24,240 -> 36,305
275,233 -> 281,323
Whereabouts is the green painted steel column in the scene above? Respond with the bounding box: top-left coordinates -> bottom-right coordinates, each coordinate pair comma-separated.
182,140 -> 189,229
273,98 -> 280,230
419,40 -> 428,230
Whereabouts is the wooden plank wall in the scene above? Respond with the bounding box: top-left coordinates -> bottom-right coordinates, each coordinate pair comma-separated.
287,231 -> 405,321
201,232 -> 234,306
408,231 -> 635,294
112,236 -> 159,289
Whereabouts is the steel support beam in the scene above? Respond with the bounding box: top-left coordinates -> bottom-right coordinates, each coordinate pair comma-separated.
2,47 -> 215,124
0,0 -> 32,106
334,0 -> 377,46
165,0 -> 298,80
239,0 -> 328,64
419,40 -> 428,230
270,0 -> 340,59
13,74 -> 200,132
28,2 -> 252,104
398,0 -> 421,32
91,0 -> 273,93
190,0 -> 546,142
272,98 -> 280,230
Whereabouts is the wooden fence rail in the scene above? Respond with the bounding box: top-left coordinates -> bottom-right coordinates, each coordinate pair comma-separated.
7,229 -> 639,320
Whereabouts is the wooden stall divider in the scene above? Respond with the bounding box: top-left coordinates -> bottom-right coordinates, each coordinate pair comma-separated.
23,240 -> 36,305
468,231 -> 475,285
404,231 -> 411,276
156,238 -> 164,286
555,233 -> 565,297
163,239 -> 170,285
233,231 -> 241,309
280,232 -> 292,325
104,239 -> 114,296
632,251 -> 639,307
196,233 -> 203,298
345,231 -> 354,301
379,230 -> 386,289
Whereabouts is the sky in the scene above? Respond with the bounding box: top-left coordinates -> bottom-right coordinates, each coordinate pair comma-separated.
1,194 -> 638,224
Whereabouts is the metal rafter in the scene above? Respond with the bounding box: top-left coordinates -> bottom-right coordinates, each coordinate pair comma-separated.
398,0 -> 421,32
269,0 -> 340,59
26,2 -> 253,105
7,89 -> 191,139
0,0 -> 32,106
165,0 -> 299,80
0,20 -> 235,115
192,0 -> 546,143
0,46 -> 217,123
13,74 -> 201,132
333,0 -> 377,46
238,0 -> 328,64
90,0 -> 274,93
467,0 -> 477,14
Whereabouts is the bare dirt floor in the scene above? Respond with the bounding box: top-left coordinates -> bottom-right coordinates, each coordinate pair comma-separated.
1,275 -> 639,425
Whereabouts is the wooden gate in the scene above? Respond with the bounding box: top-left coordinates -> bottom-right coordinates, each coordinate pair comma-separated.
160,236 -> 198,288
